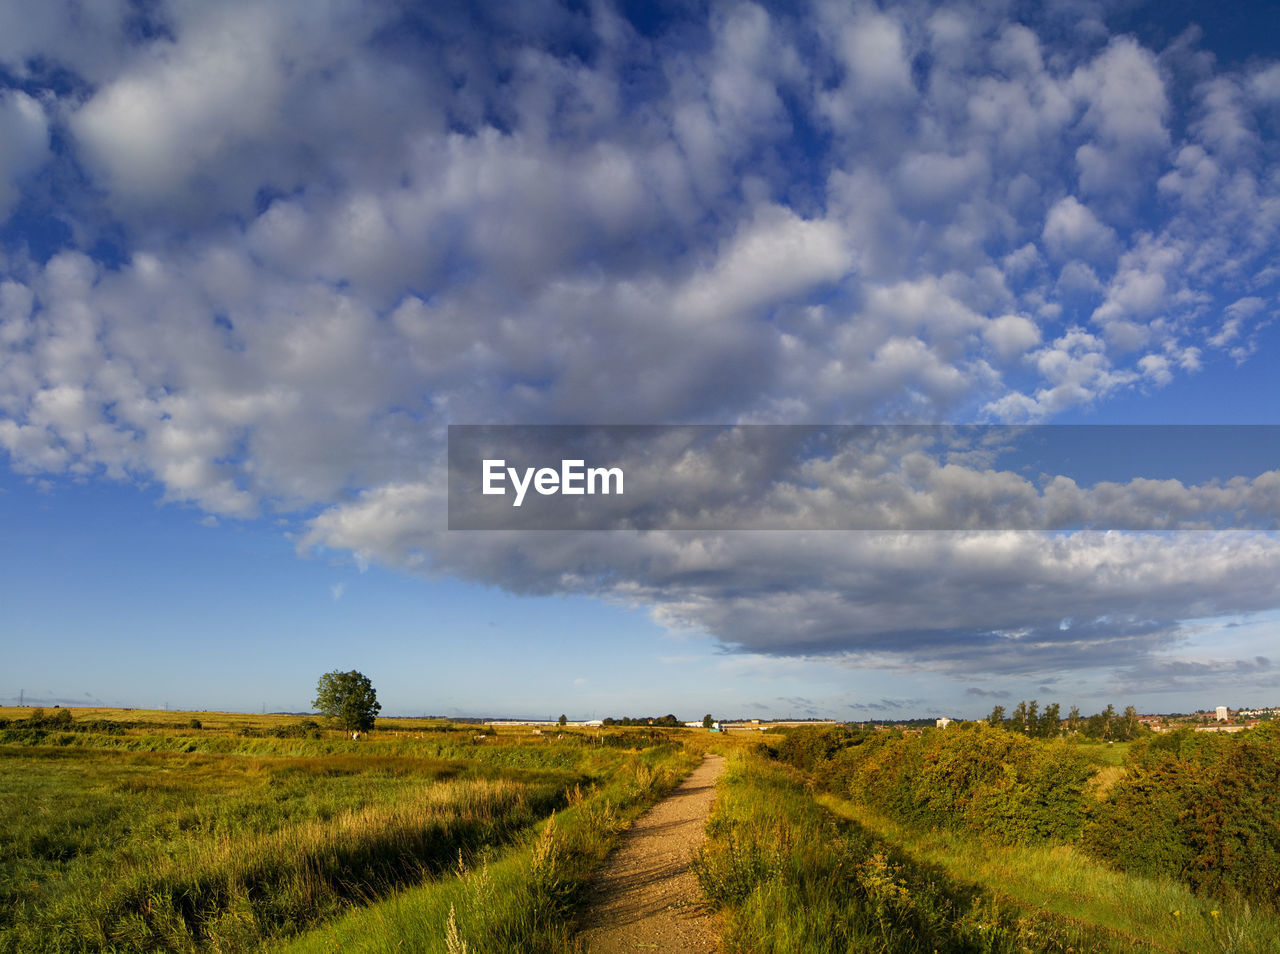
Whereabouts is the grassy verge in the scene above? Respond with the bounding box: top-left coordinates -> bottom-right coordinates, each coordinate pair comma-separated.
693,749 -> 1271,953
273,743 -> 700,954
822,795 -> 1279,954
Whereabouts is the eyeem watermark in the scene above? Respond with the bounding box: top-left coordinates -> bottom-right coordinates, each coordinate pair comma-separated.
449,424 -> 1280,531
482,459 -> 624,507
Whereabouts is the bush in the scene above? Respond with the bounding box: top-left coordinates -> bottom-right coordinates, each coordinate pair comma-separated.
696,753 -> 1107,954
961,738 -> 1093,842
773,725 -> 860,773
1084,725 -> 1280,904
778,723 -> 1094,845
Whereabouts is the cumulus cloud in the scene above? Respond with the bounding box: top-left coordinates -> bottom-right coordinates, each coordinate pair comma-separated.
1042,196 -> 1116,262
2,1 -> 1280,683
301,457 -> 1280,675
1069,37 -> 1170,198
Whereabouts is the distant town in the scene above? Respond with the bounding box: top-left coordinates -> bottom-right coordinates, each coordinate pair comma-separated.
487,705 -> 1280,734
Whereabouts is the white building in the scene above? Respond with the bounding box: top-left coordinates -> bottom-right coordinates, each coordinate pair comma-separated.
1215,706 -> 1229,721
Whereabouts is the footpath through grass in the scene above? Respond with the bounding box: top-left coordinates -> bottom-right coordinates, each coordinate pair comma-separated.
272,742 -> 701,954
0,713 -> 672,953
694,749 -> 1280,954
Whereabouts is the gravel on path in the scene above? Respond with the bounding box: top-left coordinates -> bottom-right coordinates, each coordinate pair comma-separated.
576,753 -> 727,953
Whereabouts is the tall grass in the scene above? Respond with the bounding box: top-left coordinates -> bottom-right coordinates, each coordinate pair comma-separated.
823,796 -> 1279,954
694,750 -> 1188,953
697,746 -> 1280,954
0,725 -> 615,768
2,716 -> 699,954
0,739 -> 591,952
275,743 -> 700,953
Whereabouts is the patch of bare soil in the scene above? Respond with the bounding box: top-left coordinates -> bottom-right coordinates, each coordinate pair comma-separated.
576,753 -> 727,953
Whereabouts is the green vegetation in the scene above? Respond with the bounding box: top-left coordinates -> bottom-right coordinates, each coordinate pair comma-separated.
1084,726 -> 1280,903
822,796 -> 1276,954
313,669 -> 381,734
780,722 -> 1095,843
600,714 -> 684,727
985,700 -> 1145,741
12,702 -> 1276,953
275,743 -> 699,953
699,742 -> 1280,953
774,721 -> 1280,907
695,751 -> 1132,952
719,720 -> 1280,953
0,706 -> 695,953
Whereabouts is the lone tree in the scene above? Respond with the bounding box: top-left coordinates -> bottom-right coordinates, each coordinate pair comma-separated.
702,713 -> 715,729
314,670 -> 381,734
558,713 -> 568,727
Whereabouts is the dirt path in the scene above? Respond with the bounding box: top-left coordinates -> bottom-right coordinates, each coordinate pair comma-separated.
576,753 -> 727,953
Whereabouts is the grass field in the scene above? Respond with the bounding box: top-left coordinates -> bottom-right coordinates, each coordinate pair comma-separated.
696,746 -> 1280,954
11,708 -> 1270,953
0,706 -> 700,953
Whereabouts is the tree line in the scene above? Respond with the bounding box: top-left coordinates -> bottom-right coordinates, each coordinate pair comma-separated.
985,700 -> 1144,741
601,714 -> 683,727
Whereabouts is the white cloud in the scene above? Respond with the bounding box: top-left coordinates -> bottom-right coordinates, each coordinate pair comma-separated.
1157,144 -> 1222,211
71,3 -> 295,206
983,314 -> 1041,359
986,327 -> 1141,419
1069,37 -> 1170,196
832,9 -> 914,102
300,486 -> 1280,673
675,204 -> 851,322
1042,196 -> 1116,261
2,1 -> 1280,683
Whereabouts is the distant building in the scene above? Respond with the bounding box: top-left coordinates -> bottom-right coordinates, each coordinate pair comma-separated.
1216,706 -> 1229,721
936,717 -> 953,729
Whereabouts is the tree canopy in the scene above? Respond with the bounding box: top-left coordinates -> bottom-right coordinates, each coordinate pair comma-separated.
313,670 -> 381,734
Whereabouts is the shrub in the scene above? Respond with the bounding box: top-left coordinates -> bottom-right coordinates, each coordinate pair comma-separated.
1085,725 -> 1280,904
779,723 -> 1094,845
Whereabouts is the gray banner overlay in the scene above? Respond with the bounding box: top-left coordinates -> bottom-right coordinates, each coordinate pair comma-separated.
447,425 -> 1280,531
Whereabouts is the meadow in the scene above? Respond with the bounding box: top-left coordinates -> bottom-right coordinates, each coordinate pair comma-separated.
9,706 -> 1279,953
0,706 -> 698,953
695,725 -> 1280,953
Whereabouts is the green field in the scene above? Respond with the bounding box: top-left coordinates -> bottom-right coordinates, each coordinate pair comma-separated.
8,708 -> 1279,953
0,707 -> 699,953
695,726 -> 1280,953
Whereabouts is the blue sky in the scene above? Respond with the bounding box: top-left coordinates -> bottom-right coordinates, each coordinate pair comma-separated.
2,0 -> 1279,720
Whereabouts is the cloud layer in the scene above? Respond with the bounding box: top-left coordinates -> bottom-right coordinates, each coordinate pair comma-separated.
1,1 -> 1279,686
